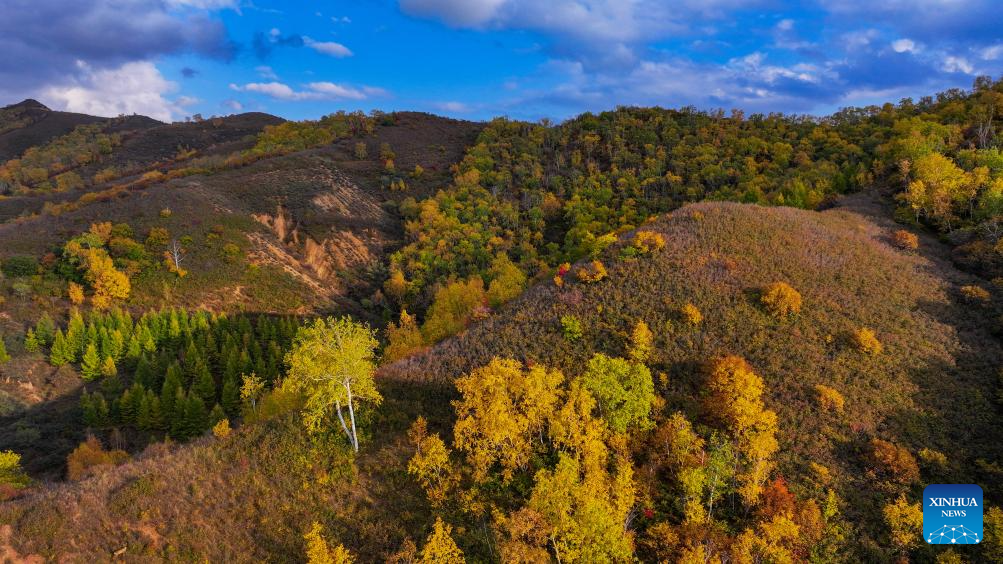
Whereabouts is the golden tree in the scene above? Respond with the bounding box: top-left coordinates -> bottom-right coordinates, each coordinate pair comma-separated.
384,309 -> 424,363
760,282 -> 802,319
284,317 -> 381,451
304,522 -> 354,564
453,358 -> 563,482
419,518 -> 464,564
883,495 -> 922,554
703,356 -> 778,506
628,320 -> 653,363
407,417 -> 456,506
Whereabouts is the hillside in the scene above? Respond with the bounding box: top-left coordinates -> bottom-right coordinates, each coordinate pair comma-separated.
2,199 -> 999,561
0,100 -> 127,162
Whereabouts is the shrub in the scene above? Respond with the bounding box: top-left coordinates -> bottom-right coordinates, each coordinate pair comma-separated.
66,435 -> 129,481
852,328 -> 883,355
891,230 -> 919,250
212,418 -> 231,439
814,384 -> 845,413
421,277 -> 486,344
1,256 -> 38,278
560,315 -> 584,342
867,438 -> 919,486
632,231 -> 666,255
960,284 -> 990,303
680,303 -> 702,325
0,450 -> 30,495
146,227 -> 170,247
354,141 -> 367,159
575,260 -> 607,283
760,282 -> 802,318
67,281 -> 85,305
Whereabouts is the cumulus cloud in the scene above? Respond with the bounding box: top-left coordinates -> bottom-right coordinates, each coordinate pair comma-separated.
891,39 -> 918,54
43,61 -> 182,122
304,37 -> 354,58
255,65 -> 280,80
0,0 -> 233,116
229,81 -> 386,101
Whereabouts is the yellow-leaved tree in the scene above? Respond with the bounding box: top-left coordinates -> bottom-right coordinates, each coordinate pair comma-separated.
304,522 -> 354,564
703,356 -> 778,506
453,358 -> 563,482
284,317 -> 381,451
419,517 -> 464,564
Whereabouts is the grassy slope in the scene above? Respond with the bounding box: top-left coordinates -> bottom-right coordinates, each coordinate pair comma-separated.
0,100 -> 117,162
0,112 -> 482,484
2,198 -> 998,560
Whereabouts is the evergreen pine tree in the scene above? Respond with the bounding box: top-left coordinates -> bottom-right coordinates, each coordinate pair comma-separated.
193,359 -> 217,406
170,388 -> 188,439
136,393 -> 151,430
160,367 -> 183,421
134,354 -> 153,388
209,403 -> 226,427
101,372 -> 123,397
34,313 -> 56,347
81,392 -> 98,427
23,328 -> 39,353
66,309 -> 86,360
221,374 -> 240,417
50,329 -> 71,366
95,393 -> 109,425
80,344 -> 102,380
186,394 -> 209,437
100,355 -> 117,378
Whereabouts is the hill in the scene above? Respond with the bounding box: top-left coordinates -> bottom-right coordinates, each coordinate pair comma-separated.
0,100 -> 157,163
2,199 -> 999,561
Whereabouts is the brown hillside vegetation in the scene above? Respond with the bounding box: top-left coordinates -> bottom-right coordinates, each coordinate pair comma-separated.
2,199 -> 999,560
0,100 -> 116,162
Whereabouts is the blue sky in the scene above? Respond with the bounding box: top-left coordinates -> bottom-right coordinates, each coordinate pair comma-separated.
1,0 -> 1001,123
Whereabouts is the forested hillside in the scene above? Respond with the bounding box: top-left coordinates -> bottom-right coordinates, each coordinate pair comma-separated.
0,77 -> 1002,563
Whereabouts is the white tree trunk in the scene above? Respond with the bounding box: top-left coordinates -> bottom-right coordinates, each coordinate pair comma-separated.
344,379 -> 359,451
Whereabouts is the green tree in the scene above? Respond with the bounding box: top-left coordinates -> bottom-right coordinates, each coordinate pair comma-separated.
49,329 -> 72,366
0,337 -> 9,364
580,353 -> 655,433
100,355 -> 117,377
486,253 -> 527,308
23,328 -> 39,353
81,343 -> 102,380
284,317 -> 381,451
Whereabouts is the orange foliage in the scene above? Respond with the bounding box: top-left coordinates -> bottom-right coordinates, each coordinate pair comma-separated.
891,230 -> 919,250
760,282 -> 802,318
66,436 -> 128,481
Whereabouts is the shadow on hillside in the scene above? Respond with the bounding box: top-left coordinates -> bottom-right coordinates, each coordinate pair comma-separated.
0,379 -> 88,481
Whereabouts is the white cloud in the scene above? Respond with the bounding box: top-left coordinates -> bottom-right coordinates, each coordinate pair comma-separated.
304,37 -> 354,57
776,19 -> 794,31
229,81 -> 386,101
942,55 -> 974,73
400,0 -> 758,44
891,38 -> 918,53
400,0 -> 506,27
222,99 -> 243,111
980,44 -> 1003,60
176,95 -> 201,107
43,61 -> 181,122
255,65 -> 279,80
435,101 -> 472,113
165,0 -> 238,9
